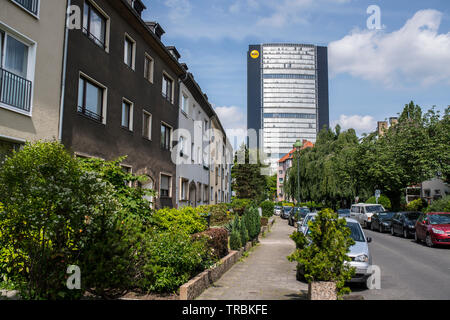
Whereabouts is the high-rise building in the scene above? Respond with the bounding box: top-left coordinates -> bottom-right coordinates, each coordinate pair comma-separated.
247,43 -> 329,172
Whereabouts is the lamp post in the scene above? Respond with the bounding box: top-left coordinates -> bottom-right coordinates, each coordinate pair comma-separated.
293,140 -> 302,205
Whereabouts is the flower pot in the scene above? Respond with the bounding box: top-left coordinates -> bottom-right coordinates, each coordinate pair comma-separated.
308,281 -> 337,300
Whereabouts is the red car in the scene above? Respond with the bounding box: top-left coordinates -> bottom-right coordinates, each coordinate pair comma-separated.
415,212 -> 450,247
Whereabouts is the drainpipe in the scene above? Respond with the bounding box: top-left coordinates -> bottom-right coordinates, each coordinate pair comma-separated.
58,0 -> 71,142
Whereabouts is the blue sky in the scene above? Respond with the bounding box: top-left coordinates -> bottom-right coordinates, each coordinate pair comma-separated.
142,0 -> 450,142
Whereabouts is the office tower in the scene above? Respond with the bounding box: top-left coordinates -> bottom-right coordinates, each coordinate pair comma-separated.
247,43 -> 329,172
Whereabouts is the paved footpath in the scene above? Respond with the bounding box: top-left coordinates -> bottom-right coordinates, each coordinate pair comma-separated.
197,216 -> 308,300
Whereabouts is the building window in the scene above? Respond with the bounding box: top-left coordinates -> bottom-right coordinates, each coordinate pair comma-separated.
180,178 -> 188,200
142,111 -> 152,139
160,174 -> 171,197
162,73 -> 173,102
144,54 -> 154,82
160,123 -> 172,150
0,30 -> 33,113
181,93 -> 189,114
121,99 -> 133,130
12,0 -> 39,16
78,75 -> 104,122
121,165 -> 133,187
178,136 -> 185,156
124,34 -> 135,69
83,1 -> 107,49
191,143 -> 195,163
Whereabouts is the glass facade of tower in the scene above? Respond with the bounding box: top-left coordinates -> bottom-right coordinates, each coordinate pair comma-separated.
247,43 -> 329,173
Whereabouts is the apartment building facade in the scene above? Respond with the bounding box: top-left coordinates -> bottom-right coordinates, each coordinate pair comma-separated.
60,0 -> 186,209
276,139 -> 314,202
175,72 -> 214,208
0,0 -> 66,161
247,43 -> 329,174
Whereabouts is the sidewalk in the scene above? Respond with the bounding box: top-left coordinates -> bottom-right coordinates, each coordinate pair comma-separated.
197,216 -> 308,300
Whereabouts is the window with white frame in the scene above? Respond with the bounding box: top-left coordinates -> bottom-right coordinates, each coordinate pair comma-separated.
12,0 -> 39,16
180,178 -> 188,200
181,93 -> 189,114
162,73 -> 173,102
124,34 -> 135,69
142,110 -> 152,139
144,53 -> 154,82
160,174 -> 171,197
160,122 -> 172,150
121,99 -> 133,130
0,29 -> 34,113
83,1 -> 108,50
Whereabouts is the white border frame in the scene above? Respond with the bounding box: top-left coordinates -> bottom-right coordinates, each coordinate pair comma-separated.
144,52 -> 154,83
159,172 -> 173,198
78,71 -> 108,124
84,0 -> 111,53
121,97 -> 134,131
142,109 -> 152,140
124,33 -> 136,71
10,0 -> 40,20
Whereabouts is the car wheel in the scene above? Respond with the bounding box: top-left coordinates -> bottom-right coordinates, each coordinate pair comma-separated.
403,228 -> 408,239
426,234 -> 434,248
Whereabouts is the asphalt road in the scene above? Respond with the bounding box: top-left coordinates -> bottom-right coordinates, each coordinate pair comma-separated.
349,228 -> 450,300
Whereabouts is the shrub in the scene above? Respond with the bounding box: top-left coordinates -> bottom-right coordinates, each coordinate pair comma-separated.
0,141 -> 125,299
406,198 -> 428,212
425,195 -> 450,213
244,206 -> 261,241
196,204 -> 231,226
192,228 -> 229,260
229,228 -> 242,250
260,217 -> 269,226
239,218 -> 249,245
260,201 -> 275,218
231,198 -> 254,215
366,195 -> 392,210
140,230 -> 214,293
288,208 -> 356,298
153,206 -> 208,235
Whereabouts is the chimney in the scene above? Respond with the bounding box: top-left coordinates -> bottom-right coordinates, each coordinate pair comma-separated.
166,46 -> 181,61
389,117 -> 398,127
377,121 -> 388,136
181,63 -> 189,71
145,21 -> 165,40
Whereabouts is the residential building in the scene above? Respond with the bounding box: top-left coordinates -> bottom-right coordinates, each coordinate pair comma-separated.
276,139 -> 314,202
209,114 -> 232,204
406,178 -> 449,204
0,0 -> 66,161
60,0 -> 185,209
175,71 -> 214,208
247,43 -> 329,174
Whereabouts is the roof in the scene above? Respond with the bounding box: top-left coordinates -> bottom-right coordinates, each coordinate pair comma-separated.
278,140 -> 314,163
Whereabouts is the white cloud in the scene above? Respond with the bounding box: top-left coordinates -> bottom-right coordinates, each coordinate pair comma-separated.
329,9 -> 450,87
164,0 -> 192,21
331,114 -> 377,135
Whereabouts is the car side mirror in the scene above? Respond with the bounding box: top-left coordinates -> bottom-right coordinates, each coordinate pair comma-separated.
366,237 -> 372,243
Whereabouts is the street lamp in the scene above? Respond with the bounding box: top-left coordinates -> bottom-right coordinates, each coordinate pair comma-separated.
293,140 -> 302,205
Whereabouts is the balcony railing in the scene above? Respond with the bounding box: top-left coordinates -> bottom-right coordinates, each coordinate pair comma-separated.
77,106 -> 103,122
13,0 -> 39,15
0,68 -> 32,113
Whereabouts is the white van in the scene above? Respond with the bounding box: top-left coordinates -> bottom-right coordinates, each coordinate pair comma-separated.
350,203 -> 385,229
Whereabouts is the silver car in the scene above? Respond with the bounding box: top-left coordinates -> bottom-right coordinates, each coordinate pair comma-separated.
274,206 -> 282,216
302,217 -> 373,286
298,212 -> 317,234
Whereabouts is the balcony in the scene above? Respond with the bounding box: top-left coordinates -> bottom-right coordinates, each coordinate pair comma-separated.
0,68 -> 32,113
13,0 -> 39,16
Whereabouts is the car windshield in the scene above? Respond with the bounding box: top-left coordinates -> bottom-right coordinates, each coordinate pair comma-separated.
429,214 -> 450,225
338,209 -> 350,214
300,208 -> 310,214
284,207 -> 292,211
365,205 -> 384,213
405,212 -> 420,220
346,222 -> 366,242
378,212 -> 395,219
275,206 -> 281,210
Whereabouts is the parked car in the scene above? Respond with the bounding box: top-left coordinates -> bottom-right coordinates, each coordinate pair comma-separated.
298,212 -> 317,234
289,207 -> 310,226
274,206 -> 282,216
415,212 -> 450,247
350,203 -> 385,229
371,211 -> 395,232
281,206 -> 293,219
390,211 -> 421,238
300,218 -> 372,286
337,209 -> 351,217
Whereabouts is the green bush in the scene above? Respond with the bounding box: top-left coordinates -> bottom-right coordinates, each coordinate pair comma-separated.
192,228 -> 229,260
366,195 -> 392,210
229,226 -> 241,251
288,208 -> 356,298
244,206 -> 261,241
406,198 -> 428,212
260,201 -> 275,218
425,195 -> 450,213
0,141 -> 125,299
196,204 -> 232,226
239,217 -> 249,245
153,206 -> 208,235
230,198 -> 254,215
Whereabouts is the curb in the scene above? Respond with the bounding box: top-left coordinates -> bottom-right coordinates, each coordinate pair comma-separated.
179,216 -> 276,300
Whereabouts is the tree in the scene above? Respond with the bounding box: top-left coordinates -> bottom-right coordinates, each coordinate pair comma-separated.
265,174 -> 277,201
231,144 -> 267,203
